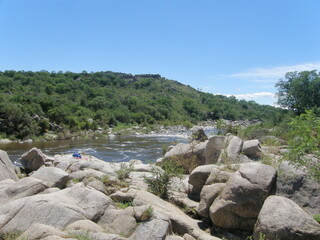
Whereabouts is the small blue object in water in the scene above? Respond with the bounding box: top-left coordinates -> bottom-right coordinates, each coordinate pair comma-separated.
72,153 -> 82,158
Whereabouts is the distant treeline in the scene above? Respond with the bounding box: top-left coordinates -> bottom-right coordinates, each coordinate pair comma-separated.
0,70 -> 286,139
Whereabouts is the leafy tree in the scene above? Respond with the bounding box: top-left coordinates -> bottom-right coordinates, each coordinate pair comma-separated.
284,110 -> 320,181
275,70 -> 320,114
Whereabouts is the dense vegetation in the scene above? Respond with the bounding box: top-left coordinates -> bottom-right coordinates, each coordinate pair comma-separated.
276,70 -> 320,114
0,70 -> 284,140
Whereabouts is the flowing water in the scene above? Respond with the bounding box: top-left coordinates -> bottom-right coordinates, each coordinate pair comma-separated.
0,128 -> 217,164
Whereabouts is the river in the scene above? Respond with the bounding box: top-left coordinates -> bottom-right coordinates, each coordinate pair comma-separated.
0,128 -> 217,164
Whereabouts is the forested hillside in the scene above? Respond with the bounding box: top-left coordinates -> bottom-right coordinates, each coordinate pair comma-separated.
0,70 -> 285,139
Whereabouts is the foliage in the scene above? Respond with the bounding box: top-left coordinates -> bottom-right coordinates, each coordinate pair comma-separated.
0,70 -> 285,139
275,70 -> 320,114
140,206 -> 154,221
144,161 -> 184,199
283,110 -> 320,181
313,214 -> 320,223
115,200 -> 133,209
115,162 -> 134,181
0,232 -> 26,240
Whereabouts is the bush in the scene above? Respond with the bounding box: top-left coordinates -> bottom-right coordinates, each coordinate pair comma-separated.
283,110 -> 320,181
144,161 -> 183,199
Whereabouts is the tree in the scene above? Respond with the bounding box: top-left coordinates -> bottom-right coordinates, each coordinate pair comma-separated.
284,110 -> 320,181
275,70 -> 320,114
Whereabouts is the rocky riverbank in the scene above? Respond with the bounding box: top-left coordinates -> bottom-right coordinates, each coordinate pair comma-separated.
0,128 -> 319,240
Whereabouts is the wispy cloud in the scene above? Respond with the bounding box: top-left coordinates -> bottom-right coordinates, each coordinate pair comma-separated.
223,92 -> 275,100
226,62 -> 320,83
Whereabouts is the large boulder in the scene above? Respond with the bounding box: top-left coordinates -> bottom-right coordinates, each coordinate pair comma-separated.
0,150 -> 18,181
197,183 -> 225,218
254,196 -> 320,240
131,189 -> 221,240
209,162 -> 276,231
20,147 -> 47,172
218,135 -> 243,163
0,183 -> 112,233
242,140 -> 262,159
18,223 -> 66,240
188,165 -> 215,199
98,207 -> 137,237
205,136 -> 225,164
276,160 -> 320,215
31,167 -> 69,189
129,218 -> 170,240
0,177 -> 48,204
161,141 -> 208,172
190,126 -> 208,142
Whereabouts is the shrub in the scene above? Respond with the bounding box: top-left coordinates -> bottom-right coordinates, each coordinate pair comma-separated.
283,110 -> 320,181
143,161 -> 183,199
314,214 -> 320,223
115,162 -> 134,181
115,200 -> 133,209
140,206 -> 154,221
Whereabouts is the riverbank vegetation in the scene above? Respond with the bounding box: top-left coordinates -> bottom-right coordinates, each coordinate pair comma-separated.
0,70 -> 285,140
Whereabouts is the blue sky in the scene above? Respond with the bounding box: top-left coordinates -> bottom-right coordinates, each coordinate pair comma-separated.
0,0 -> 319,105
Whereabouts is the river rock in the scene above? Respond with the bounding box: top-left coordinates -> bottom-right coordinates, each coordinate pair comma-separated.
0,177 -> 48,204
20,147 -> 47,172
165,236 -> 184,240
0,150 -> 18,181
0,183 -> 111,233
129,218 -> 170,240
132,189 -> 221,240
276,160 -> 320,215
218,134 -> 243,163
205,136 -> 225,164
161,141 -> 208,172
98,207 -> 137,237
253,195 -> 320,240
65,219 -> 104,233
31,167 -> 69,189
18,223 -> 66,240
242,139 -> 262,159
190,126 -> 208,142
205,164 -> 239,185
188,165 -> 215,199
209,162 -> 276,231
198,183 -> 225,218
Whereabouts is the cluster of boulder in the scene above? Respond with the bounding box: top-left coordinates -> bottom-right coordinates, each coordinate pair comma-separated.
0,126 -> 319,240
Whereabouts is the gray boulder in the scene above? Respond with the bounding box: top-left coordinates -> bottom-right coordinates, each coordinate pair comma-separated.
31,167 -> 69,189
98,207 -> 137,237
0,150 -> 18,181
209,162 -> 276,231
188,165 -> 215,198
242,140 -> 262,159
218,135 -> 243,163
18,223 -> 66,240
162,141 -> 208,172
190,126 -> 208,142
65,219 -> 104,233
20,147 -> 47,172
254,196 -> 320,240
0,183 -> 111,233
205,164 -> 239,185
205,136 -> 225,164
276,160 -> 320,215
0,177 -> 48,204
198,183 -> 225,218
129,218 -> 170,240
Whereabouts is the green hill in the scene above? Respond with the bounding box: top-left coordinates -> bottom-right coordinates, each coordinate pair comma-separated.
0,70 -> 285,139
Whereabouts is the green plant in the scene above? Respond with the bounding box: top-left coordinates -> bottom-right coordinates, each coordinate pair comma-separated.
0,232 -> 26,240
314,214 -> 320,223
144,161 -> 183,199
115,162 -> 134,181
140,206 -> 154,221
115,200 -> 133,209
283,110 -> 320,181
